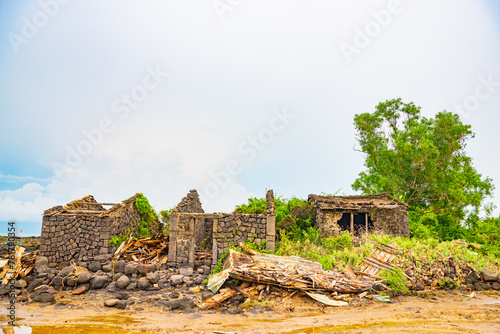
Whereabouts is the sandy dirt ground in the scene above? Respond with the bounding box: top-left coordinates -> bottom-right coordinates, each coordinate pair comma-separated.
1,291 -> 499,333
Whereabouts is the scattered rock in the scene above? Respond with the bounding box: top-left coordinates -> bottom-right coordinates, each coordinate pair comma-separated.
116,275 -> 131,289
105,282 -> 117,293
229,294 -> 245,305
170,291 -> 180,299
124,264 -> 137,275
88,262 -> 102,273
170,275 -> 184,286
138,277 -> 150,290
114,260 -> 126,273
166,298 -> 193,310
179,267 -> 193,276
60,266 -> 75,277
15,279 -> 27,289
481,268 -> 499,282
33,293 -> 55,303
194,275 -> 204,285
104,299 -> 120,307
76,271 -> 92,284
492,282 -> 500,290
138,264 -> 156,275
202,290 -> 214,301
102,263 -> 113,272
146,272 -> 160,284
92,276 -> 109,289
126,283 -> 137,291
115,300 -> 128,309
473,282 -> 483,291
26,278 -> 45,293
35,256 -> 49,271
415,283 -> 425,291
115,292 -> 130,300
197,268 -> 204,274
227,307 -> 244,315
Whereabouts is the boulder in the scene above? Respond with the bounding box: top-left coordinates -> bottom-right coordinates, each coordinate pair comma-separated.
115,292 -> 130,300
116,275 -> 131,289
138,264 -> 156,275
35,256 -> 49,271
115,300 -> 127,309
492,282 -> 500,290
146,272 -> 159,284
165,298 -> 193,310
15,279 -> 27,289
33,293 -> 55,303
124,264 -> 137,275
88,262 -> 102,273
60,266 -> 75,277
92,276 -> 108,289
169,275 -> 184,286
179,267 -> 193,276
105,282 -> 117,293
481,268 -> 499,282
137,277 -> 150,290
102,263 -> 113,272
26,278 -> 45,293
227,307 -> 244,315
103,299 -> 120,307
76,271 -> 92,284
114,260 -> 126,273
126,282 -> 137,291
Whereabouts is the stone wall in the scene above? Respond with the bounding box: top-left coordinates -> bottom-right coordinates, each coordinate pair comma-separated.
315,207 -> 409,238
316,210 -> 343,238
39,194 -> 157,264
168,190 -> 276,269
212,214 -> 268,258
370,207 -> 409,237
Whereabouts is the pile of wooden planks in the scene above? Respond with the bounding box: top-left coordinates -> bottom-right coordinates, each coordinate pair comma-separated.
357,244 -> 399,278
112,236 -> 169,264
0,247 -> 37,284
208,244 -> 376,295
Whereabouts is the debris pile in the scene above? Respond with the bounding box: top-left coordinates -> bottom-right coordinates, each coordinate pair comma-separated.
112,236 -> 169,264
0,246 -> 38,284
200,244 -> 377,309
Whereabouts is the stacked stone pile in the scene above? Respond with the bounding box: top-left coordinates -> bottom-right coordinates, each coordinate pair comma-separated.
0,255 -> 213,309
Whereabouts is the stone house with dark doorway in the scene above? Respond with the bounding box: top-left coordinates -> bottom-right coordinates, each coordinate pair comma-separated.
308,193 -> 409,238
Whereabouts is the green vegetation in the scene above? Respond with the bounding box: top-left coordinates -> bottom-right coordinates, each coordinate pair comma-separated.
134,193 -> 159,238
352,98 -> 499,259
379,268 -> 410,294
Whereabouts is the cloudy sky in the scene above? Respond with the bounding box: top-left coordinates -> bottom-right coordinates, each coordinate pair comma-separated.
1,0 -> 499,235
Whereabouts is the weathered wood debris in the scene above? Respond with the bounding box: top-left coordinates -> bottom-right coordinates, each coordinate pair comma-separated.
112,236 -> 169,265
201,243 -> 378,308
0,246 -> 37,284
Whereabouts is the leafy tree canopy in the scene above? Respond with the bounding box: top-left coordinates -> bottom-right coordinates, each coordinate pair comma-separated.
352,98 -> 494,221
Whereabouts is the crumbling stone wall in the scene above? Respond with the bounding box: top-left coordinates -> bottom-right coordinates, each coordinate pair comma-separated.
168,190 -> 276,268
39,194 -> 157,264
370,207 -> 409,237
310,194 -> 410,238
316,210 -> 343,238
213,214 -> 268,257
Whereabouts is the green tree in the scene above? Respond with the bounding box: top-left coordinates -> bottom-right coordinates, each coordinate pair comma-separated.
352,98 -> 494,221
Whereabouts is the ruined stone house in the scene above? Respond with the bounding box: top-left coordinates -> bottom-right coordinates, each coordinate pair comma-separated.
167,189 -> 276,269
40,194 -> 162,264
40,190 -> 276,269
309,193 -> 409,238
